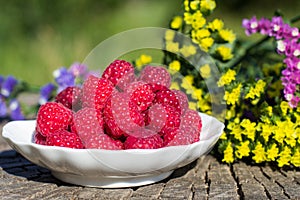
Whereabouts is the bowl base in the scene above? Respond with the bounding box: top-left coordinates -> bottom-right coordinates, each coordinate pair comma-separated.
52,170 -> 174,188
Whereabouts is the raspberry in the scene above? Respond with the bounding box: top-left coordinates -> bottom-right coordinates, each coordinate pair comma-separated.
181,109 -> 202,136
139,66 -> 171,88
73,107 -> 104,142
125,81 -> 155,111
146,104 -> 181,136
172,90 -> 189,115
103,91 -> 145,138
34,130 -> 46,145
154,87 -> 182,114
164,126 -> 197,147
55,86 -> 82,111
102,59 -> 135,91
84,133 -> 124,150
46,129 -> 84,149
82,75 -> 114,110
36,102 -> 73,137
124,133 -> 163,149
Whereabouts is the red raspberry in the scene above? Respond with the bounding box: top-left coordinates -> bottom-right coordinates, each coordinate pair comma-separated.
172,90 -> 189,115
102,59 -> 135,91
34,130 -> 46,145
82,75 -> 114,110
164,126 -> 197,147
45,129 -> 84,149
103,91 -> 145,138
125,81 -> 155,111
73,107 -> 104,142
146,104 -> 181,136
36,102 -> 73,137
139,66 -> 171,88
84,133 -> 124,150
124,133 -> 163,149
154,87 -> 182,114
181,109 -> 202,137
55,86 -> 82,111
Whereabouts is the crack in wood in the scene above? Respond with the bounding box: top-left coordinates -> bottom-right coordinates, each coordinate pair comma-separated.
230,165 -> 243,200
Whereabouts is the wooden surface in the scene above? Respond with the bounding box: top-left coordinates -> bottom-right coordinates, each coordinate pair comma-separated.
1,119 -> 300,200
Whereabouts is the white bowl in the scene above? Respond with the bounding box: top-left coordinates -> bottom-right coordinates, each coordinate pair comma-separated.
2,112 -> 224,188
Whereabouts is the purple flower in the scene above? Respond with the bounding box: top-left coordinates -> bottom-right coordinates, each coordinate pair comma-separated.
258,18 -> 271,35
9,99 -> 24,120
242,16 -> 259,35
269,16 -> 284,39
69,62 -> 88,78
0,76 -> 18,97
0,98 -> 7,117
39,83 -> 56,105
53,67 -> 75,92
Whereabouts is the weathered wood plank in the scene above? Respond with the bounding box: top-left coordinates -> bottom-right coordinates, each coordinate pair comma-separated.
233,162 -> 269,199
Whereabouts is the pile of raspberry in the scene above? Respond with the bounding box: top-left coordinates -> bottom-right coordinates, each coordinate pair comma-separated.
34,60 -> 202,149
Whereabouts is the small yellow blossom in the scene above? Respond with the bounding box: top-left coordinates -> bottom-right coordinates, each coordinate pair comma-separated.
170,82 -> 180,90
240,119 -> 256,141
217,69 -> 236,87
181,75 -> 194,90
165,30 -> 176,41
222,142 -> 234,163
280,101 -> 290,116
252,142 -> 266,163
190,11 -> 206,29
166,41 -> 179,53
168,60 -> 181,74
266,143 -> 279,161
224,84 -> 242,105
277,146 -> 292,167
216,45 -> 233,61
184,0 -> 190,12
199,64 -> 211,78
235,140 -> 250,159
189,101 -> 197,110
200,0 -> 216,12
191,88 -> 203,100
219,29 -> 236,43
207,18 -> 224,31
259,123 -> 273,143
192,28 -> 211,39
190,0 -> 200,10
170,16 -> 183,29
135,54 -> 152,69
180,45 -> 197,57
199,37 -> 214,51
227,122 -> 243,141
291,149 -> 300,167
220,131 -> 227,140
245,80 -> 266,99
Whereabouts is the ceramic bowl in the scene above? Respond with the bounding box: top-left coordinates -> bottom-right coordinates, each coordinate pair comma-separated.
2,112 -> 224,188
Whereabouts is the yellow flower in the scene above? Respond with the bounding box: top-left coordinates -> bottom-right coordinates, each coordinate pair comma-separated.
220,131 -> 227,140
259,123 -> 273,143
280,101 -> 290,116
190,0 -> 200,10
181,75 -> 194,90
199,37 -> 214,51
135,54 -> 152,69
240,119 -> 256,141
200,0 -> 216,12
192,28 -> 211,39
170,82 -> 180,90
199,64 -> 211,78
245,80 -> 266,99
225,105 -> 236,120
224,83 -> 242,105
252,142 -> 266,163
190,11 -> 206,29
219,29 -> 236,43
180,45 -> 197,57
277,146 -> 291,167
166,41 -> 179,53
207,18 -> 224,31
217,69 -> 236,87
168,60 -> 181,74
189,101 -> 197,110
266,143 -> 279,161
222,142 -> 234,163
235,140 -> 250,159
191,88 -> 203,100
165,30 -> 175,41
170,16 -> 183,29
291,149 -> 300,167
273,122 -> 286,144
184,0 -> 190,12
227,122 -> 243,141
184,12 -> 193,24
216,45 -> 233,61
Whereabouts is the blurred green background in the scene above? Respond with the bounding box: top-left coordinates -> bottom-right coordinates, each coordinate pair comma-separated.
0,0 -> 299,86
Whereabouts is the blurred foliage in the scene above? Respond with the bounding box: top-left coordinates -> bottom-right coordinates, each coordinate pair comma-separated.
0,0 -> 299,85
